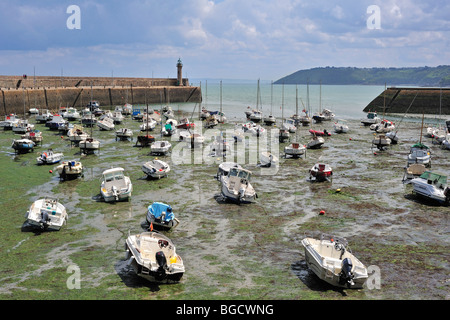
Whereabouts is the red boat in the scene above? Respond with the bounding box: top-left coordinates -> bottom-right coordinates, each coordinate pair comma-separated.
309,129 -> 331,136
309,163 -> 333,181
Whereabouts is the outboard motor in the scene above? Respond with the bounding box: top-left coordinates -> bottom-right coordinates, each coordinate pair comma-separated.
39,211 -> 50,230
155,251 -> 168,281
111,185 -> 119,201
339,258 -> 355,288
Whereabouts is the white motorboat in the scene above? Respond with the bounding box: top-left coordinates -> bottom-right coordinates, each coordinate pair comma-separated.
284,142 -> 306,158
151,141 -> 172,155
264,114 -> 276,126
68,125 -> 90,144
221,167 -> 256,203
140,118 -> 157,131
125,231 -> 185,282
372,134 -> 391,150
12,120 -> 34,134
25,197 -> 68,231
407,143 -> 431,167
79,138 -> 100,152
306,136 -> 325,149
260,151 -> 278,167
301,234 -> 368,289
28,107 -> 39,115
411,171 -> 449,205
204,115 -> 219,128
200,108 -> 211,120
115,128 -> 133,141
0,114 -> 19,129
97,117 -> 115,131
282,118 -> 297,133
11,138 -> 35,153
309,163 -> 333,181
142,159 -> 170,179
371,119 -> 395,133
386,131 -> 399,144
100,167 -> 133,202
56,160 -> 84,180
361,111 -> 380,126
333,120 -> 349,133
80,110 -> 97,127
111,111 -> 124,124
36,149 -> 64,165
313,108 -> 335,122
62,107 -> 81,121
46,114 -> 68,130
36,109 -> 53,123
249,110 -> 263,123
215,162 -> 243,181
247,124 -> 266,137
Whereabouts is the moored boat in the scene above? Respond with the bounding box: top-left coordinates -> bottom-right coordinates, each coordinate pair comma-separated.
124,231 -> 185,283
25,197 -> 68,231
309,163 -> 332,181
221,167 -> 257,203
301,234 -> 368,289
142,159 -> 170,179
410,171 -> 449,205
100,167 -> 133,202
56,160 -> 84,180
145,202 -> 180,231
36,149 -> 64,165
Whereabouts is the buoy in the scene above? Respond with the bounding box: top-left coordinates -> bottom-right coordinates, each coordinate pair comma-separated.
49,170 -> 53,173
336,188 -> 341,193
374,152 -> 377,155
319,210 -> 325,215
349,138 -> 352,141
60,136 -> 64,139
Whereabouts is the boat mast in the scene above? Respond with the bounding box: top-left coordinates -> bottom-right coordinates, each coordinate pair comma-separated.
419,111 -> 424,144
270,80 -> 273,116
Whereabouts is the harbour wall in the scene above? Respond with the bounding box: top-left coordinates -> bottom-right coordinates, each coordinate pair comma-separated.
363,87 -> 450,115
0,75 -> 202,115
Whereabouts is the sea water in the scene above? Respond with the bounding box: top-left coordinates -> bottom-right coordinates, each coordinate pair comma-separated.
164,80 -> 386,122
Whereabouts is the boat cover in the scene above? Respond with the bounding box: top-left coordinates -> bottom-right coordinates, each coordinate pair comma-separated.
148,202 -> 174,222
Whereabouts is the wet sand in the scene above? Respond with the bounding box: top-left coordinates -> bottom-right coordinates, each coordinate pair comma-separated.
0,110 -> 448,300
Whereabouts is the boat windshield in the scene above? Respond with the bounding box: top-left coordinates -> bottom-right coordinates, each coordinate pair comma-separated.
368,113 -> 376,119
103,171 -> 124,182
419,171 -> 447,185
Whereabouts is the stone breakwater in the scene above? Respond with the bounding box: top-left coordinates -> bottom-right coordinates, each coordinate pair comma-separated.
363,87 -> 450,115
0,75 -> 202,114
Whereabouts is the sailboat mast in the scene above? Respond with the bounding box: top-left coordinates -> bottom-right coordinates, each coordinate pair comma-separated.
270,80 -> 273,115
419,112 -> 424,144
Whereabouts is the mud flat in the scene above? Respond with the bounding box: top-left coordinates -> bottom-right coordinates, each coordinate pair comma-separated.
0,108 -> 448,300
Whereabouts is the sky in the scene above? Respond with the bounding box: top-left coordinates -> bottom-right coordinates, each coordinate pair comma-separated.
0,0 -> 448,81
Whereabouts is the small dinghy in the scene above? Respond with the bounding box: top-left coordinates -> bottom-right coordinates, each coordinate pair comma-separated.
150,141 -> 172,155
142,159 -> 170,179
309,163 -> 333,182
145,202 -> 180,231
221,167 -> 257,203
37,149 -> 64,165
333,120 -> 349,133
97,117 -> 115,131
402,163 -> 426,183
125,231 -> 185,283
100,167 -> 133,202
372,134 -> 391,150
284,142 -> 306,159
25,197 -> 68,231
306,136 -> 325,149
162,120 -> 178,136
260,151 -> 279,167
301,234 -> 368,289
56,160 -> 84,180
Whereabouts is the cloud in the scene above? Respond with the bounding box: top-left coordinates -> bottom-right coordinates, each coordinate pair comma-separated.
0,0 -> 448,79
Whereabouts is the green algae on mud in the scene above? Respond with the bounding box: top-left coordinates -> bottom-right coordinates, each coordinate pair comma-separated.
0,110 -> 449,300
